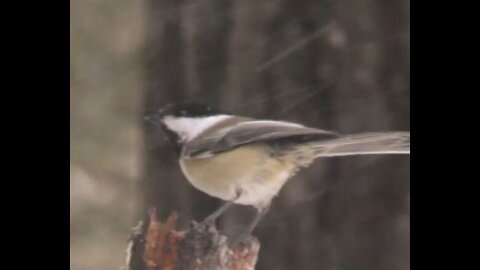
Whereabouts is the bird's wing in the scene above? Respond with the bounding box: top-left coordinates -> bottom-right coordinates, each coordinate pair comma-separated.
183,120 -> 338,158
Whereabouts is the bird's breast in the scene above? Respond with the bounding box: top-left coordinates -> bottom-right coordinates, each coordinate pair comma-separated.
179,144 -> 296,208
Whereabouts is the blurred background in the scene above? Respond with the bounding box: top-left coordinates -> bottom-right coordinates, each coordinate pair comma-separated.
70,0 -> 409,269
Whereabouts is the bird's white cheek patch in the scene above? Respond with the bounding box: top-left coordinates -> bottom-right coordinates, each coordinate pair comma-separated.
163,115 -> 232,141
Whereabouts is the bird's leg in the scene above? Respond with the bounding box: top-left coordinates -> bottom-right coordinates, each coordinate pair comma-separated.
246,205 -> 271,234
235,204 -> 270,243
202,190 -> 242,226
202,200 -> 235,226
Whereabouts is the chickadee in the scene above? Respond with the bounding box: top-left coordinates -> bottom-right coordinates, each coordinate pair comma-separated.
145,102 -> 410,235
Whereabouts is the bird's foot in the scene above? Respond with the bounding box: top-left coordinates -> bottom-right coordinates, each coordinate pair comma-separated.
201,216 -> 218,232
232,230 -> 255,246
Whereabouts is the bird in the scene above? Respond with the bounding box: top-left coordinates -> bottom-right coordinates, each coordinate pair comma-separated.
145,101 -> 410,237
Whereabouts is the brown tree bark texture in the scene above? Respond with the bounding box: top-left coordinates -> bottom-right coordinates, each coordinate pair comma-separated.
126,211 -> 260,270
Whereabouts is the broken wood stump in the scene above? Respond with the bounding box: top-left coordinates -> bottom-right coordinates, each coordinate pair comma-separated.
125,210 -> 260,270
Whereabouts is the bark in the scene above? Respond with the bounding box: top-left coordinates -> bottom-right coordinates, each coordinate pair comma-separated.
126,211 -> 260,270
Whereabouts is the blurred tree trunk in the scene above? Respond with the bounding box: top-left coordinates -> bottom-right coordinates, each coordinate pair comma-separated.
142,0 -> 409,269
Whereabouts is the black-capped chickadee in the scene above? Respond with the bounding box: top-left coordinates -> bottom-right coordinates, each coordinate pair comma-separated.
145,102 -> 410,235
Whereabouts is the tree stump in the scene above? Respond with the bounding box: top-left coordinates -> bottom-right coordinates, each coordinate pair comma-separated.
125,210 -> 260,270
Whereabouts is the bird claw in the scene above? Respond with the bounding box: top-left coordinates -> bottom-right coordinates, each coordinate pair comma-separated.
232,231 -> 254,246
201,217 -> 217,231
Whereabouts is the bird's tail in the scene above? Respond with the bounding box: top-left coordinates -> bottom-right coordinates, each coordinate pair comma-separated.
309,131 -> 410,157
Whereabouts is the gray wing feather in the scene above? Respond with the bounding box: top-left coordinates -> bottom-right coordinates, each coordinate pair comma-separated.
184,121 -> 337,158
